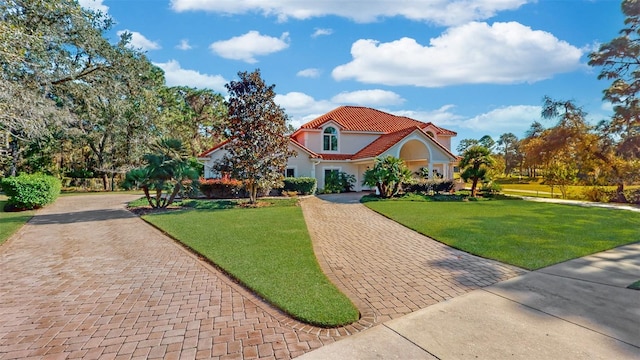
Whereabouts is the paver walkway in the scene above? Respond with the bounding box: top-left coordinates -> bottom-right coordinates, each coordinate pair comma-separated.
1,192 -> 527,360
0,195 -> 335,360
300,193 -> 526,323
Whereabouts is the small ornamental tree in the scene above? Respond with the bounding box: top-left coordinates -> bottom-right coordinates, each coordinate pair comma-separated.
123,138 -> 198,208
363,156 -> 412,198
214,69 -> 295,204
459,145 -> 495,198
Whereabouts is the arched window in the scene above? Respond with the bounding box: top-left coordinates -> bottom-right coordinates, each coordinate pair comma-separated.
426,131 -> 435,138
323,127 -> 338,151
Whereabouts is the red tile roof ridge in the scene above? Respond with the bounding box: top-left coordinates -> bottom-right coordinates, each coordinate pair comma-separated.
352,127 -> 417,160
293,106 -> 456,136
197,139 -> 230,158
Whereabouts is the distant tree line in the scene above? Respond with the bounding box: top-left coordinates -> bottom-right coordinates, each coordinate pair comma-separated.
0,0 -> 228,189
455,1 -> 640,203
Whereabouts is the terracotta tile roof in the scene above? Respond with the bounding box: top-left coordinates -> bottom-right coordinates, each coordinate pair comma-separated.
352,127 -> 417,160
198,139 -> 230,158
317,153 -> 354,161
295,106 -> 456,136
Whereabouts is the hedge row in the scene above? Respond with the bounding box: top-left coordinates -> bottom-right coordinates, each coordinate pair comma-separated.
282,177 -> 317,195
582,187 -> 640,204
404,179 -> 455,195
199,178 -> 244,199
1,174 -> 61,211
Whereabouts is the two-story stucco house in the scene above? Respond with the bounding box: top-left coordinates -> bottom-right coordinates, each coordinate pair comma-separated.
199,106 -> 458,192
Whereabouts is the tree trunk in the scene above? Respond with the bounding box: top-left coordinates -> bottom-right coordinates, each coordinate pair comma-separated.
9,136 -> 19,177
614,182 -> 626,203
102,172 -> 108,191
471,178 -> 479,197
167,182 -> 181,206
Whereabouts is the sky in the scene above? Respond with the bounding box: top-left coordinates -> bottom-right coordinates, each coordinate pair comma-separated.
79,0 -> 624,152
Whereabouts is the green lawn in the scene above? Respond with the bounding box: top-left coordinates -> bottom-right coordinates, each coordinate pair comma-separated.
140,198 -> 360,327
364,197 -> 640,270
0,200 -> 34,245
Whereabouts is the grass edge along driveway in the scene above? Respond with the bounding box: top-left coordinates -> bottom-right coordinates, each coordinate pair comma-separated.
364,197 -> 640,270
139,198 -> 360,328
0,200 -> 34,245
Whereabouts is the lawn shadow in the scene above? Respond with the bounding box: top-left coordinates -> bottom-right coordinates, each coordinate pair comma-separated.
426,244 -> 527,290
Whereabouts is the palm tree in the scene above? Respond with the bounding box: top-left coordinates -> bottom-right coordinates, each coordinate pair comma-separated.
363,156 -> 412,198
459,145 -> 494,198
123,139 -> 199,208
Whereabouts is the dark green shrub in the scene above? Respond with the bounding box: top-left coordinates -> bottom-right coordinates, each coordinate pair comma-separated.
325,171 -> 355,193
405,179 -> 455,195
1,174 -> 61,211
283,177 -> 317,195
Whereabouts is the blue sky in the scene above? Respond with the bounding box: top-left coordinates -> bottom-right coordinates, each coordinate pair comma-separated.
79,0 -> 623,152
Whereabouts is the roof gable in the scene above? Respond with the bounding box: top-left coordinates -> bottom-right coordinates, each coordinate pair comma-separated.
353,127 -> 457,160
295,106 -> 456,136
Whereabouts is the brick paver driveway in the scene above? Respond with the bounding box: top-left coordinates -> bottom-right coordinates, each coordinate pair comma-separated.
0,195 -> 335,360
301,193 -> 526,323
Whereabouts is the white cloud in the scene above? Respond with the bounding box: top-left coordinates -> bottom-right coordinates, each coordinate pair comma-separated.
170,0 -> 528,26
209,31 -> 290,63
296,68 -> 321,78
332,22 -> 583,87
155,60 -> 227,92
331,89 -> 405,106
393,105 -> 465,128
78,0 -> 108,13
275,92 -> 336,128
312,28 -> 333,38
456,105 -> 541,136
176,39 -> 193,50
117,30 -> 161,51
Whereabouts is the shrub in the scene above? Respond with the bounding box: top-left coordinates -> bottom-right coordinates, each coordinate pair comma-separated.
481,181 -> 502,195
582,187 -> 614,203
325,171 -> 355,193
405,179 -> 455,195
623,189 -> 640,204
1,174 -> 61,211
199,178 -> 244,199
283,177 -> 317,195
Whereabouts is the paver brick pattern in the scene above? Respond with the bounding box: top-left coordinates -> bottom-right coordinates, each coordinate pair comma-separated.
1,192 -> 526,360
0,195 -> 334,360
300,193 -> 526,323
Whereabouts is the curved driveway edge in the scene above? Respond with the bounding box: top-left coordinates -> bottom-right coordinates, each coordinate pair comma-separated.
300,193 -> 526,324
0,194 -> 337,360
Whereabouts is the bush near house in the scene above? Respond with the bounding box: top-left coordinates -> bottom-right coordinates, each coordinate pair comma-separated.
404,179 -> 455,195
199,178 -> 244,199
282,177 -> 317,195
323,171 -> 355,193
1,174 -> 61,211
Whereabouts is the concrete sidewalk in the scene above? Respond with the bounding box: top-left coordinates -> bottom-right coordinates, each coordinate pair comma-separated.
298,242 -> 640,359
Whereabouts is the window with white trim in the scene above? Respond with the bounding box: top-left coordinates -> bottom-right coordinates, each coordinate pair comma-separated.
285,168 -> 295,177
323,127 -> 338,151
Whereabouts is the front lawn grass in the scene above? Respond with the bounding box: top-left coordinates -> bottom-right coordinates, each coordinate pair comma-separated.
140,198 -> 360,327
364,197 -> 640,270
0,200 -> 34,245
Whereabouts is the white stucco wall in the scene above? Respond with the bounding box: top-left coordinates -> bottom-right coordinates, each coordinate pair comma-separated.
201,149 -> 228,179
286,145 -> 315,178
339,133 -> 380,154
